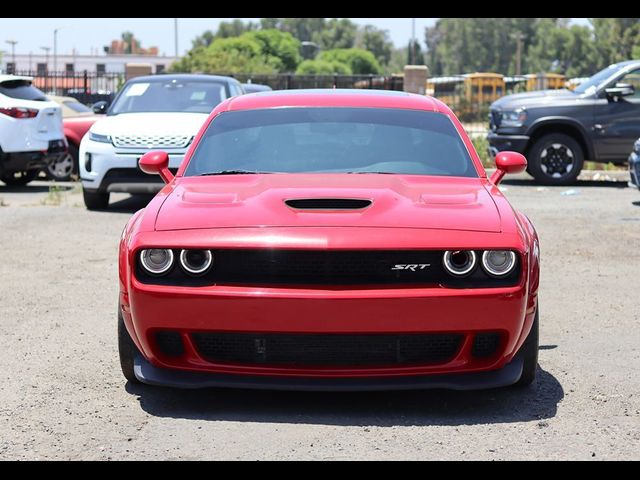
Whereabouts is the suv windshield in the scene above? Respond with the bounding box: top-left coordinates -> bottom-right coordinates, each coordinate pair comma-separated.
574,64 -> 625,95
185,108 -> 476,177
0,80 -> 47,101
109,79 -> 228,115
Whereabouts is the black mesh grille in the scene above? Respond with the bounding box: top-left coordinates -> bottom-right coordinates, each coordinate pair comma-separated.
136,249 -> 520,288
285,198 -> 372,210
471,333 -> 501,358
155,331 -> 185,357
191,332 -> 463,367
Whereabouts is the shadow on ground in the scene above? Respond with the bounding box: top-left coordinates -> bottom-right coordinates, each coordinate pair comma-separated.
0,184 -> 75,194
501,178 -> 627,189
101,194 -> 155,213
126,365 -> 563,427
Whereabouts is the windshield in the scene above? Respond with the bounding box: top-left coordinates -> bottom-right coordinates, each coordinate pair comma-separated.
574,64 -> 624,95
0,80 -> 47,101
185,108 -> 476,177
63,100 -> 92,113
109,79 -> 228,115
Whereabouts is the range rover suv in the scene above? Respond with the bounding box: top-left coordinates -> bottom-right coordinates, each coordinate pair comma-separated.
488,60 -> 640,185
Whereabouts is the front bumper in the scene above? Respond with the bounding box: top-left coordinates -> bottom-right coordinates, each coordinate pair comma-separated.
79,139 -> 185,194
487,132 -> 530,157
133,352 -> 525,391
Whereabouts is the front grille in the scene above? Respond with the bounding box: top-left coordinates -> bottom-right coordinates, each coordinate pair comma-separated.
155,331 -> 185,357
136,249 -> 521,288
490,109 -> 501,130
191,332 -> 463,367
112,134 -> 192,149
102,167 -> 178,184
471,333 -> 501,358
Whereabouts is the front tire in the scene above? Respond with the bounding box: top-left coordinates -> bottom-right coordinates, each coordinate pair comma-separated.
83,188 -> 109,210
514,306 -> 539,387
527,133 -> 584,185
0,170 -> 39,186
118,307 -> 140,384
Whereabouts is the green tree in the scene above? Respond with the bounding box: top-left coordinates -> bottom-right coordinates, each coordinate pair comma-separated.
314,19 -> 358,49
191,30 -> 215,48
215,19 -> 258,39
245,29 -> 301,72
296,59 -> 352,75
406,40 -> 425,65
278,18 -> 326,42
357,25 -> 393,66
319,48 -> 382,74
591,18 -> 640,67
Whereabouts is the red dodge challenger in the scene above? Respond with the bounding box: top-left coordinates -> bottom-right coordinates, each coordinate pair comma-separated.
118,90 -> 540,391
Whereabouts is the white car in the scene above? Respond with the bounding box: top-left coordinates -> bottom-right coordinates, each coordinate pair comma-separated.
79,74 -> 245,209
0,75 -> 66,186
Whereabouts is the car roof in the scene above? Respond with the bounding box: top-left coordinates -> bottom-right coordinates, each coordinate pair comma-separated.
223,89 -> 448,113
125,74 -> 240,84
610,59 -> 640,69
0,74 -> 33,84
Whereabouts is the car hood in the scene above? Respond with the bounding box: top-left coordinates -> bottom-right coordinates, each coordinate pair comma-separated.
491,89 -> 578,110
154,174 -> 502,233
89,112 -> 209,136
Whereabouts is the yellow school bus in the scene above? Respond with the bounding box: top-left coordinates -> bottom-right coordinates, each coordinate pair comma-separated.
525,73 -> 566,91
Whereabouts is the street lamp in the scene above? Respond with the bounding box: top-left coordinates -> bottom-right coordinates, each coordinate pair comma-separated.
41,46 -> 51,92
5,40 -> 17,72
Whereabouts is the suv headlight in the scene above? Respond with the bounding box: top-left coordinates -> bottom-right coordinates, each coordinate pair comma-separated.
89,132 -> 112,144
500,109 -> 527,127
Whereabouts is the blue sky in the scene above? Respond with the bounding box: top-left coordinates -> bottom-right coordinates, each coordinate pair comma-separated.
0,18 -> 590,57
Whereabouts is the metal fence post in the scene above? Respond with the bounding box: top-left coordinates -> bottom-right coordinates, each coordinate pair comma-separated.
83,70 -> 88,95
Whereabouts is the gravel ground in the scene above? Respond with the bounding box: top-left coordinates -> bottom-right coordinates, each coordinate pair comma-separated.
0,172 -> 638,460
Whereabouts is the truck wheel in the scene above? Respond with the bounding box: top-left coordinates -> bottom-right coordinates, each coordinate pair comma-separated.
1,170 -> 38,186
118,306 -> 140,384
47,145 -> 78,181
527,133 -> 584,185
83,188 -> 109,210
514,306 -> 539,387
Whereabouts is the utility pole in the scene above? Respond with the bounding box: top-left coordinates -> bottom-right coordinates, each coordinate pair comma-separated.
411,18 -> 416,65
41,46 -> 50,92
511,32 -> 526,76
174,18 -> 179,58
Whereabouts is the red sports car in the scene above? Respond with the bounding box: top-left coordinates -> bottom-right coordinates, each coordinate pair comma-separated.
118,90 -> 540,391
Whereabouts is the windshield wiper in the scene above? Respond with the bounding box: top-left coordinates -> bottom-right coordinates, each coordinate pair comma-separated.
199,170 -> 275,176
346,171 -> 396,174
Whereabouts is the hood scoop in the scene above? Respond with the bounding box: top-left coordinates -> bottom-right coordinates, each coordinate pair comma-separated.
285,198 -> 372,210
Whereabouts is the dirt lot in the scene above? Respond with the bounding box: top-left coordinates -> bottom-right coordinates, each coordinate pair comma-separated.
0,173 -> 638,460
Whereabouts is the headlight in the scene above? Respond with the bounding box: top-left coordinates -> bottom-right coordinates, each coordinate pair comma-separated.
179,249 -> 213,275
482,250 -> 516,277
443,250 -> 477,276
89,132 -> 112,143
140,249 -> 174,275
500,109 -> 527,127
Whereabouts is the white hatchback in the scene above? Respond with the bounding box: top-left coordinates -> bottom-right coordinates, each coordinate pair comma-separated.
0,75 -> 66,186
80,74 -> 245,209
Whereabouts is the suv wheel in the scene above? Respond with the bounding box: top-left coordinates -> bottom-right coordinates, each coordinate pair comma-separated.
527,133 -> 584,185
83,189 -> 110,210
47,145 -> 78,181
0,170 -> 39,186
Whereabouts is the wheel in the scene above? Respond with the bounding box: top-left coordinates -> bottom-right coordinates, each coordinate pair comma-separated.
83,188 -> 109,210
514,306 -> 539,387
527,133 -> 584,185
0,170 -> 39,186
47,145 -> 78,181
118,306 -> 140,384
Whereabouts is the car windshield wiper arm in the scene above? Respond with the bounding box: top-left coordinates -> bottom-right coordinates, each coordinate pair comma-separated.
199,170 -> 275,176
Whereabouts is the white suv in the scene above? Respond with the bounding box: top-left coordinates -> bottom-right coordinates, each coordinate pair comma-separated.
0,75 -> 66,186
79,74 -> 245,209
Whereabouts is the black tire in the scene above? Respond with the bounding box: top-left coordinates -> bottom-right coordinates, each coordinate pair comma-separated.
46,144 -> 78,181
514,306 -> 539,387
0,170 -> 39,186
527,133 -> 584,185
83,188 -> 110,210
118,306 -> 140,384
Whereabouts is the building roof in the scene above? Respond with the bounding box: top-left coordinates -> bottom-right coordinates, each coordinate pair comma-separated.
223,89 -> 447,113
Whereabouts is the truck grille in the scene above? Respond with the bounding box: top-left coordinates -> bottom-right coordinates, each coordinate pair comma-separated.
112,134 -> 192,149
191,332 -> 463,367
490,109 -> 501,130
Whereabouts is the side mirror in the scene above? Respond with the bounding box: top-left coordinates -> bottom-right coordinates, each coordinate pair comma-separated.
490,151 -> 527,185
92,101 -> 109,114
605,83 -> 635,101
139,150 -> 174,184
